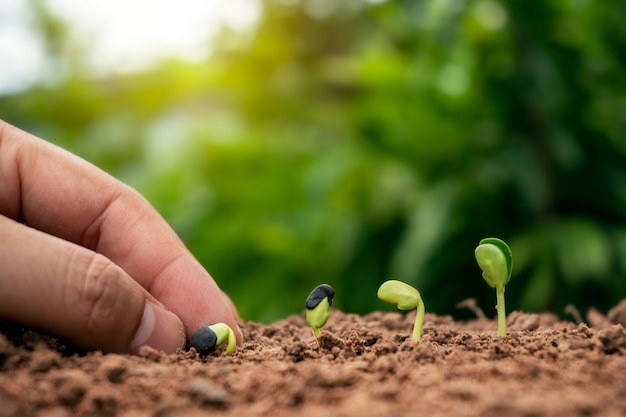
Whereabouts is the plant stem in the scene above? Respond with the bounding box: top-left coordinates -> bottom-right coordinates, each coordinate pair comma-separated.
312,327 -> 321,345
496,287 -> 506,337
412,301 -> 425,341
225,328 -> 236,356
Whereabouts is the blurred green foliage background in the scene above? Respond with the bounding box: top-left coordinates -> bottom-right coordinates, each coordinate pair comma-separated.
2,0 -> 626,323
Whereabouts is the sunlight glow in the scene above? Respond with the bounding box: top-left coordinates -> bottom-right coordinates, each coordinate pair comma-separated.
46,0 -> 260,71
0,0 -> 259,94
0,1 -> 48,94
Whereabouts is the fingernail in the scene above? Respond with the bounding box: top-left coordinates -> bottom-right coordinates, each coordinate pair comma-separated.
131,301 -> 186,355
235,324 -> 244,344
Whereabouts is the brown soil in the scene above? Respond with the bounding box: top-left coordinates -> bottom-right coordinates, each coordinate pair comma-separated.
2,301 -> 626,417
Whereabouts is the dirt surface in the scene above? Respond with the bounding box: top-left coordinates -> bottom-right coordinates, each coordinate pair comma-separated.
2,301 -> 626,417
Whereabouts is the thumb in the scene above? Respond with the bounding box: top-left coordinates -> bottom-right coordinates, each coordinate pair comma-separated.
0,215 -> 185,354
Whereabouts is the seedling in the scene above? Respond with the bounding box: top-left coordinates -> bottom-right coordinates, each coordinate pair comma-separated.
377,280 -> 424,341
190,323 -> 236,356
305,284 -> 334,344
474,237 -> 513,337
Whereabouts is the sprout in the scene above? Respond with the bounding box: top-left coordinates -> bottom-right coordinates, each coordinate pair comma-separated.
474,237 -> 513,337
377,280 -> 424,341
305,284 -> 334,344
190,323 -> 236,356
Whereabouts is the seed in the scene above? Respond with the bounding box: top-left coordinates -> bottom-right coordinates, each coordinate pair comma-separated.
305,284 -> 334,310
190,326 -> 218,356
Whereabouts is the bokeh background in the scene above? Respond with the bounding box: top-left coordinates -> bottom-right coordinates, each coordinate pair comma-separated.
2,0 -> 626,323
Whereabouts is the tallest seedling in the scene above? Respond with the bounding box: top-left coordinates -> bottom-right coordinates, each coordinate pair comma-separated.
474,237 -> 513,337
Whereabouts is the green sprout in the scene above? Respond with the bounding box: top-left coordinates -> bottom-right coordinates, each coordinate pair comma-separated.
305,284 -> 334,344
190,323 -> 236,356
377,280 -> 425,342
474,237 -> 513,337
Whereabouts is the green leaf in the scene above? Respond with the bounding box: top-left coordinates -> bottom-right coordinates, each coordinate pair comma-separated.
377,280 -> 421,310
475,238 -> 512,290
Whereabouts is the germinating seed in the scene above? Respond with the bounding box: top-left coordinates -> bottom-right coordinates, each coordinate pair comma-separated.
190,326 -> 218,356
305,284 -> 334,310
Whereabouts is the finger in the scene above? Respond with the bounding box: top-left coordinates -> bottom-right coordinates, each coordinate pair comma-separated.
0,214 -> 185,354
223,290 -> 244,341
0,120 -> 241,342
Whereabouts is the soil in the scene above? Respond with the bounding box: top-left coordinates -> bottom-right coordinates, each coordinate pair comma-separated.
2,301 -> 626,417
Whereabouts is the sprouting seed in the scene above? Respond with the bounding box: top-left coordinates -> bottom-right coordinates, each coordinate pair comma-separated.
475,237 -> 513,337
305,284 -> 334,344
377,280 -> 425,341
190,323 -> 236,356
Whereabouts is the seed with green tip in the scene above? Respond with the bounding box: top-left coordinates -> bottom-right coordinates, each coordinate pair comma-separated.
190,323 -> 236,356
305,284 -> 334,342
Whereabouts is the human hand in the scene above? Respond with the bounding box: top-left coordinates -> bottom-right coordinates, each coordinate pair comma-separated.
0,120 -> 242,354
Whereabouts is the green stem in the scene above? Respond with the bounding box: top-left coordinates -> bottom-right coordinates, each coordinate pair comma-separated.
225,328 -> 236,356
209,323 -> 237,356
312,327 -> 321,345
496,286 -> 506,337
412,301 -> 425,342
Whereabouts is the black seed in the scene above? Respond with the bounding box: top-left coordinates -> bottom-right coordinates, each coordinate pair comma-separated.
190,327 -> 218,356
305,284 -> 335,310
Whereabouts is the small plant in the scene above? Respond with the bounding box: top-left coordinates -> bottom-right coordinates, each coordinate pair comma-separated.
377,280 -> 424,341
190,323 -> 236,356
474,237 -> 513,337
305,284 -> 335,344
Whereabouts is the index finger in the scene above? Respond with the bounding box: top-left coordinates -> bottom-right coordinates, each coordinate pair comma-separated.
0,120 -> 241,342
